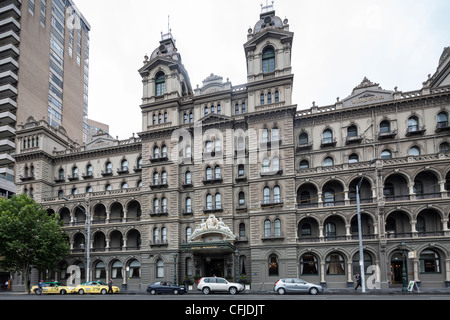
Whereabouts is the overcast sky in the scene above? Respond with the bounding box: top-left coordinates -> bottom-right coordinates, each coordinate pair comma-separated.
73,0 -> 450,140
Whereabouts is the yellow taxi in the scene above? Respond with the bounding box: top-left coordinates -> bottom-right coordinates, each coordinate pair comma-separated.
31,281 -> 77,295
75,281 -> 120,295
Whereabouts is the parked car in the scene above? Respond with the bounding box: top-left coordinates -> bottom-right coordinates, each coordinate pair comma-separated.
197,277 -> 244,294
274,278 -> 323,295
75,281 -> 120,294
147,281 -> 187,295
31,281 -> 76,295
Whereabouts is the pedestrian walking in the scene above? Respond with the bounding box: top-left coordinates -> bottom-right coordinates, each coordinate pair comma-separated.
355,273 -> 361,290
38,279 -> 44,295
108,278 -> 113,294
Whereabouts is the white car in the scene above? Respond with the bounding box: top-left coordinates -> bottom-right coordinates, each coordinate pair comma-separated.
197,277 -> 244,294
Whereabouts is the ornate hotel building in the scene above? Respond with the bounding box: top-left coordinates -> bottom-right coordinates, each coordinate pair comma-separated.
13,6 -> 450,290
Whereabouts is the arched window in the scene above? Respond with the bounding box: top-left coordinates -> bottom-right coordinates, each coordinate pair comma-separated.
439,142 -> 449,152
95,261 -> 106,279
238,191 -> 245,205
274,90 -> 279,102
161,171 -> 167,184
267,91 -> 272,104
272,156 -> 280,171
408,116 -> 419,132
324,189 -> 335,206
121,182 -> 128,189
263,187 -> 270,204
264,220 -> 271,237
326,252 -> 345,274
300,254 -> 318,275
262,46 -> 275,73
161,197 -> 167,213
260,93 -> 265,105
185,197 -> 192,213
128,260 -> 141,278
58,168 -> 64,180
299,132 -> 309,145
268,254 -> 279,275
153,172 -> 159,185
156,259 -> 164,278
322,129 -> 333,144
272,127 -> 279,141
262,157 -> 270,172
121,159 -> 128,171
238,164 -> 245,177
347,125 -> 358,137
274,185 -> 281,203
153,146 -> 159,158
409,146 -> 420,156
105,162 -> 112,173
349,153 -> 359,164
186,227 -> 192,242
419,250 -> 441,273
185,171 -> 191,184
239,223 -> 246,238
437,111 -> 448,126
153,198 -> 159,213
205,166 -> 212,180
381,149 -> 392,159
274,219 -> 281,237
155,72 -> 165,96
380,120 -> 391,133
206,194 -> 212,210
324,157 -> 334,167
215,193 -> 222,209
112,260 -> 123,279
299,160 -> 309,169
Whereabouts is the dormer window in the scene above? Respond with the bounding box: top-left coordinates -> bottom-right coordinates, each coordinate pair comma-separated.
262,46 -> 275,73
155,72 -> 165,96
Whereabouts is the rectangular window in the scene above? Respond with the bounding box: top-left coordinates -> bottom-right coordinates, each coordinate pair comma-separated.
29,0 -> 35,15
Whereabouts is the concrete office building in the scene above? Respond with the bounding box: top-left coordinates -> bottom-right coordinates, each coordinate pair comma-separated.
13,5 -> 450,291
0,0 -> 90,198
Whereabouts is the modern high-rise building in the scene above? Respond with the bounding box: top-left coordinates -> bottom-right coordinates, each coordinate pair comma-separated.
0,0 -> 90,198
12,4 -> 450,292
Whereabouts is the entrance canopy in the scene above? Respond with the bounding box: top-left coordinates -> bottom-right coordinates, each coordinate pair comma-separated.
181,241 -> 236,254
181,214 -> 236,254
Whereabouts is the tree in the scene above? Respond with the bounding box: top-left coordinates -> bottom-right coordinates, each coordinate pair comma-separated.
0,194 -> 70,292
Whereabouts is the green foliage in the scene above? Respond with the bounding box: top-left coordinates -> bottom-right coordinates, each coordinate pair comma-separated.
0,194 -> 70,275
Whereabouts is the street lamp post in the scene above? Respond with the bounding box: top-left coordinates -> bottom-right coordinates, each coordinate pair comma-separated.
355,158 -> 377,293
356,179 -> 366,293
63,197 -> 90,282
173,253 -> 178,285
400,242 -> 408,293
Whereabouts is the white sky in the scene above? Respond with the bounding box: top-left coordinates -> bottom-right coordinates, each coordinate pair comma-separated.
73,0 -> 450,140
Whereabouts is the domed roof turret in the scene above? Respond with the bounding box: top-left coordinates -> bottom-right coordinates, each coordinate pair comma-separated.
247,3 -> 289,38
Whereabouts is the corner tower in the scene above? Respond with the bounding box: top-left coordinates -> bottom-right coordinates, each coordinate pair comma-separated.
138,31 -> 193,130
244,4 -> 294,84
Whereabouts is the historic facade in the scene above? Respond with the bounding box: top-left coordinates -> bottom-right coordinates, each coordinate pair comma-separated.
13,6 -> 450,291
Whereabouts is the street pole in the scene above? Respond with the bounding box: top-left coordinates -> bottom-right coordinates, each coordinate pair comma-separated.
63,197 -> 90,282
86,201 -> 91,283
173,253 -> 177,284
356,182 -> 366,293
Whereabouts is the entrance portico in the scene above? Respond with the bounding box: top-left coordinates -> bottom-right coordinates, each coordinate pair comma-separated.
181,215 -> 237,279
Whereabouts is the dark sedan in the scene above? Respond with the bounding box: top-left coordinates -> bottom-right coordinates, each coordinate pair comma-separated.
147,281 -> 187,295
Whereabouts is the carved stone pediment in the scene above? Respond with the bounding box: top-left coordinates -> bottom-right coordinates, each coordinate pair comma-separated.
85,132 -> 115,150
188,214 -> 236,243
342,77 -> 393,108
